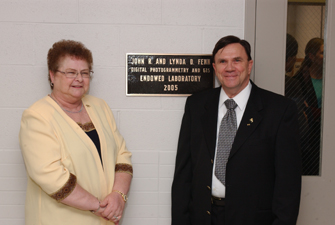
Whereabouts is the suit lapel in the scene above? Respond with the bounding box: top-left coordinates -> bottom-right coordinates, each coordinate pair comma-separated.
229,83 -> 263,159
201,87 -> 221,159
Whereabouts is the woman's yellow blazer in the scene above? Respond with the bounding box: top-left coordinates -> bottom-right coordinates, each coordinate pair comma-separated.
19,95 -> 132,225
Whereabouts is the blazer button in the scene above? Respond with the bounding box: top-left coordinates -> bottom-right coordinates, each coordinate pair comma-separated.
211,159 -> 214,164
207,186 -> 211,190
207,211 -> 211,215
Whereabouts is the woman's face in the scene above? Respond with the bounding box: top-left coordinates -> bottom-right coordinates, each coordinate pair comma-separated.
309,44 -> 324,70
50,56 -> 90,102
314,44 -> 324,68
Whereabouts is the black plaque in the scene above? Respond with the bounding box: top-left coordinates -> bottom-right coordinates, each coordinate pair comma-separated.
126,54 -> 214,96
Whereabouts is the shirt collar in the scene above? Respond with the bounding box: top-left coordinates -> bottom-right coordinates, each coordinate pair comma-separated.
219,81 -> 252,111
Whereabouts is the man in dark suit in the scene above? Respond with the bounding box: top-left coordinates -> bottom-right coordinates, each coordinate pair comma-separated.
171,35 -> 301,225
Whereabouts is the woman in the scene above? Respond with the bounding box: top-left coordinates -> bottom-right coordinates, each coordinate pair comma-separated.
19,40 -> 133,225
293,37 -> 324,175
295,38 -> 324,109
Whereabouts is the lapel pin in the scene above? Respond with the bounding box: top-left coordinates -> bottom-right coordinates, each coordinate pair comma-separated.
247,118 -> 253,126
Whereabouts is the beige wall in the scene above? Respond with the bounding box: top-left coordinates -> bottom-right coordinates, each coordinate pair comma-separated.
0,1 -> 245,224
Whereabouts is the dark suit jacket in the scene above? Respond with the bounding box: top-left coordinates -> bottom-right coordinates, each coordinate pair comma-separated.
171,81 -> 301,225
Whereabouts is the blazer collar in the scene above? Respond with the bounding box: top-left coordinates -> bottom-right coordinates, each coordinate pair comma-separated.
229,81 -> 263,159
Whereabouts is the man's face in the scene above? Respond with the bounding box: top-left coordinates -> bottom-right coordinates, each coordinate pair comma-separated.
286,55 -> 297,73
213,43 -> 253,98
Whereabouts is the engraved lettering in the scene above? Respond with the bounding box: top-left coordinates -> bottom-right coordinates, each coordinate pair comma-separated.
169,58 -> 186,65
198,59 -> 210,65
130,67 -> 147,72
192,68 -> 200,73
155,58 -> 166,65
140,75 -> 164,82
164,84 -> 178,91
131,57 -> 145,65
203,68 -> 211,73
168,75 -> 201,82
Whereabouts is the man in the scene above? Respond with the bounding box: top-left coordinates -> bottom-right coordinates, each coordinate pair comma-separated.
284,34 -> 310,176
285,33 -> 299,77
171,35 -> 301,225
284,34 -> 306,127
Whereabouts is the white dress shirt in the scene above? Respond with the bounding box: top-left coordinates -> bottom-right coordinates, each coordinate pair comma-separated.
211,81 -> 252,198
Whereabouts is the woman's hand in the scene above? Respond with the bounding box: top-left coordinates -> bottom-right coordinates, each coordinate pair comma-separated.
100,192 -> 125,224
102,172 -> 132,224
92,206 -> 108,220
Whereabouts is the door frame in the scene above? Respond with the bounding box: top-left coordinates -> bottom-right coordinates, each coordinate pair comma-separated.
244,0 -> 335,224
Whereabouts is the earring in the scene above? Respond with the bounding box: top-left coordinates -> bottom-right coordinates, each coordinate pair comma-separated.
51,82 -> 54,87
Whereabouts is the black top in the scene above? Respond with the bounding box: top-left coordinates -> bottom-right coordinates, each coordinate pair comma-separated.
85,129 -> 102,165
